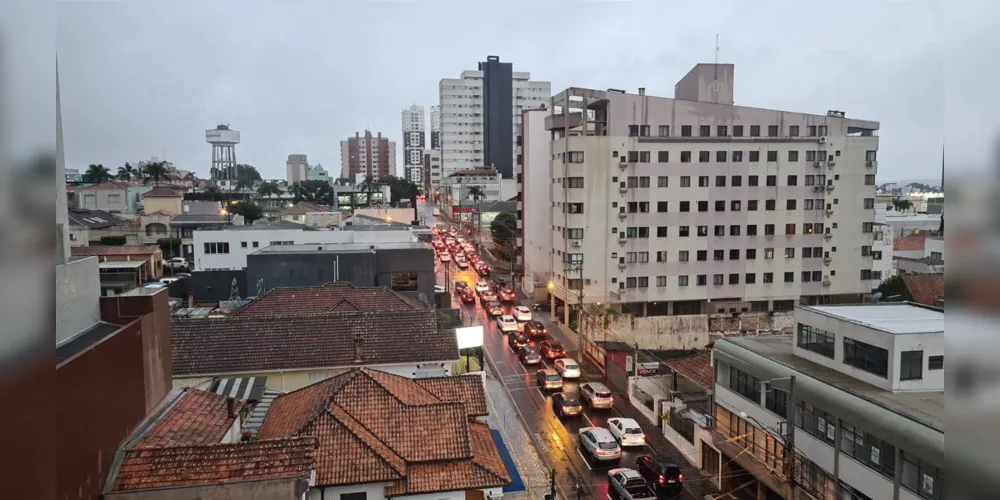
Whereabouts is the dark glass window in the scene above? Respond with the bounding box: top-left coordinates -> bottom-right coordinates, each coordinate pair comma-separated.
843,338 -> 889,378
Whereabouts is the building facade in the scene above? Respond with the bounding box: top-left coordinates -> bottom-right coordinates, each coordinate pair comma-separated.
402,105 -> 426,186
340,130 -> 397,181
711,303 -> 944,500
518,107 -> 553,295
423,149 -> 442,200
438,56 -> 550,178
429,104 -> 441,150
438,169 -> 502,221
287,154 -> 309,184
545,65 -> 880,319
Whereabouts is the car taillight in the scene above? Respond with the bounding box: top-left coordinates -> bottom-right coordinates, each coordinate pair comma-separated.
609,397 -> 614,404
658,475 -> 664,484
678,474 -> 684,482
642,434 -> 646,440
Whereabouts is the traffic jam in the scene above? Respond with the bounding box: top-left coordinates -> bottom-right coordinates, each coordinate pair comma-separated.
431,226 -> 685,499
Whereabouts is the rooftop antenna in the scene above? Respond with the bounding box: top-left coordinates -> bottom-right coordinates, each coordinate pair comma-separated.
229,278 -> 240,301
715,34 -> 720,67
256,278 -> 265,297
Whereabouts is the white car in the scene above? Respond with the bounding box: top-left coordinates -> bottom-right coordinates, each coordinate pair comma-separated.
496,315 -> 518,333
607,417 -> 646,447
513,306 -> 532,322
439,252 -> 451,262
475,281 -> 491,293
554,358 -> 581,379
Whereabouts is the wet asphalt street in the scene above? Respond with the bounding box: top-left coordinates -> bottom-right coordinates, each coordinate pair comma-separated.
423,202 -> 705,500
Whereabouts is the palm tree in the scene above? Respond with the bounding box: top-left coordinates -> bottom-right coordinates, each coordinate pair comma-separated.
143,161 -> 168,186
467,185 -> 485,203
85,163 -> 111,183
183,172 -> 197,182
256,181 -> 281,199
116,162 -> 137,181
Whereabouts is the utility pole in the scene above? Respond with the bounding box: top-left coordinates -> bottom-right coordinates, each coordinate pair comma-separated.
544,468 -> 556,500
784,375 -> 797,497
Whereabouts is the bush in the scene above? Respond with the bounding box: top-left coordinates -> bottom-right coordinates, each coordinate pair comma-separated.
99,235 -> 127,245
157,237 -> 183,258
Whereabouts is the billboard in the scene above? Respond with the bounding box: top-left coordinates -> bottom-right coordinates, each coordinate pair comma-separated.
455,326 -> 484,350
205,128 -> 240,144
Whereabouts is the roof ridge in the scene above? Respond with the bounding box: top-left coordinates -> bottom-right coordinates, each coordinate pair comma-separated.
325,403 -> 405,474
181,308 -> 428,322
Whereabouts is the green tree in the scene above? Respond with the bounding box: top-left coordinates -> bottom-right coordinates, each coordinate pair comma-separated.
236,164 -> 262,183
84,163 -> 111,183
143,161 -> 168,186
467,185 -> 485,203
891,197 -> 912,212
334,177 -> 353,186
156,237 -> 183,258
875,275 -> 913,302
116,162 -> 138,181
379,175 -> 419,206
256,181 -> 281,199
183,172 -> 197,182
490,212 -> 518,249
290,180 -> 333,205
99,235 -> 127,245
228,201 -> 265,223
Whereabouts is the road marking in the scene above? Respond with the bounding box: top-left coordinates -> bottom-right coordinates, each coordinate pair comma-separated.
535,387 -> 547,400
576,448 -> 593,470
582,412 -> 595,427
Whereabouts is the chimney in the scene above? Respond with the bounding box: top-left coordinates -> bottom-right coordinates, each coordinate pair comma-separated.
638,87 -> 646,96
353,333 -> 363,363
187,293 -> 194,309
226,397 -> 237,419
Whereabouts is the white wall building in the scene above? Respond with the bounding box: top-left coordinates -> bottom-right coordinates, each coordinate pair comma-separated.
429,105 -> 441,150
402,105 -> 426,184
438,169 -> 502,220
423,149 -> 442,196
193,224 -> 417,271
286,154 -> 309,184
712,303 -> 943,500
518,107 -> 553,295
870,204 -> 894,290
438,60 -> 550,178
546,64 -> 880,318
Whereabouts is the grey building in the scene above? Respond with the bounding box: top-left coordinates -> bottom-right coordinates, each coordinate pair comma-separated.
246,241 -> 436,305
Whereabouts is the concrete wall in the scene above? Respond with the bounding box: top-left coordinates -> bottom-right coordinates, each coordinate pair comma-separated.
110,478 -> 308,500
520,108 -> 553,295
582,311 -> 792,350
355,208 -> 417,225
308,481 -> 390,500
56,256 -> 102,344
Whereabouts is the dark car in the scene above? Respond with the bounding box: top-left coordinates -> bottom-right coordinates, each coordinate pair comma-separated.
531,301 -> 551,312
491,278 -> 509,290
460,288 -> 477,304
523,321 -> 548,342
551,392 -> 583,418
454,280 -> 468,293
518,345 -> 543,365
507,331 -> 528,351
539,340 -> 566,360
635,455 -> 684,498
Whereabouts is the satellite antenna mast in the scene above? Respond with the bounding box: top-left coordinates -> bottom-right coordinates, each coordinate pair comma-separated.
715,34 -> 720,66
229,278 -> 240,301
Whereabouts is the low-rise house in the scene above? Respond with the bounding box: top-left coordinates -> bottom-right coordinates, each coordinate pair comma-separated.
74,180 -> 137,214
257,368 -> 510,499
280,201 -> 342,228
71,244 -> 163,282
170,290 -> 459,392
66,209 -> 128,246
170,201 -> 244,260
141,186 -> 183,214
662,351 -> 720,487
899,274 -> 945,308
103,387 -> 318,500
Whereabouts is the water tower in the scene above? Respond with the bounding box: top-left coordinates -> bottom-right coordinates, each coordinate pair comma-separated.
206,124 -> 240,180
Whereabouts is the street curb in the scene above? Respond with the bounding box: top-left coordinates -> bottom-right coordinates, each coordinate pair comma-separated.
482,380 -> 540,499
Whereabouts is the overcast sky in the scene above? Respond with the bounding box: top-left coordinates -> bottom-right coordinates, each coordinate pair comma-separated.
55,0 -> 996,184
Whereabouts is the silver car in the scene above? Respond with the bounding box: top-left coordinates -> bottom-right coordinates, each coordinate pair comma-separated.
578,427 -> 622,464
536,368 -> 563,390
580,382 -> 614,409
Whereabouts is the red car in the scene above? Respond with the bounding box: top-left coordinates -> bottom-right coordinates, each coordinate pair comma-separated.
539,340 -> 566,360
460,288 -> 476,304
476,263 -> 491,276
498,288 -> 516,303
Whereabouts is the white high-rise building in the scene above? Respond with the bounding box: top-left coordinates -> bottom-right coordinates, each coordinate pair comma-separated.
401,105 -> 426,185
439,56 -> 550,179
429,105 -> 441,150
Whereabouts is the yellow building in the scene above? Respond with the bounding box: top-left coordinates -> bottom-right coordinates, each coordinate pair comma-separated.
141,186 -> 183,214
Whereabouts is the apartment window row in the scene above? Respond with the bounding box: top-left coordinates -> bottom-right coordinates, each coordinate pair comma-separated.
728,366 -> 761,403
620,223 -> 826,238
203,242 -> 230,254
668,272 -> 800,286
794,453 -> 837,500
627,148 -> 846,164
841,419 -> 896,480
668,247 -> 824,262
618,173 -> 831,189
764,386 -> 789,417
239,241 -> 261,248
793,399 -> 837,444
902,451 -> 944,499
634,123 -> 830,138
797,324 -> 836,358
653,198 -> 829,213
843,337 -> 889,378
715,405 -> 786,473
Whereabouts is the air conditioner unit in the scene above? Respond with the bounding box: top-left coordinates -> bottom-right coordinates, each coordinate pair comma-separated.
818,136 -> 828,144
572,240 -> 582,247
823,256 -> 832,264
618,262 -> 627,270
618,235 -> 628,244
825,209 -> 833,216
822,276 -> 831,286
618,212 -> 628,220
813,161 -> 822,168
619,162 -> 628,170
619,186 -> 629,195
827,160 -> 836,167
865,161 -> 874,167
824,232 -> 833,240
826,184 -> 835,191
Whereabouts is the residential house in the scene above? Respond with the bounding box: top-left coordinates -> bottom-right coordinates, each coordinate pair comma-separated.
74,180 -> 136,214
66,209 -> 128,246
169,200 -> 243,261
103,387 -> 317,500
141,186 -> 183,214
256,368 -> 511,499
71,244 -> 164,287
899,274 -> 945,308
354,207 -> 417,225
169,286 -> 459,392
893,233 -> 944,275
279,201 -> 342,228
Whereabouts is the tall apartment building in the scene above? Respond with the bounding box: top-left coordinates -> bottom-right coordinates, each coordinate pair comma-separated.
423,149 -> 442,198
711,303 -> 943,500
438,56 -> 550,179
286,154 -> 309,184
517,107 -> 553,294
402,105 -> 426,185
340,130 -> 397,181
429,105 -> 441,150
545,64 -> 880,318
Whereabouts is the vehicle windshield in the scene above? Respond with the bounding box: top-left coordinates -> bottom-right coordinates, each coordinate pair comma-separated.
562,399 -> 580,406
563,363 -> 578,370
550,343 -> 563,350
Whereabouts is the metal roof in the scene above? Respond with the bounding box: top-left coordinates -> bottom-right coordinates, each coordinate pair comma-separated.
99,261 -> 145,269
210,376 -> 268,402
804,303 -> 944,334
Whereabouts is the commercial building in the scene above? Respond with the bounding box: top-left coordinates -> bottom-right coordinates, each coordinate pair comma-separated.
438,169 -> 503,221
340,130 -> 397,181
711,302 -> 943,500
545,64 -> 880,322
402,105 -> 426,185
438,55 -> 550,178
286,154 -> 309,184
517,106 -> 553,295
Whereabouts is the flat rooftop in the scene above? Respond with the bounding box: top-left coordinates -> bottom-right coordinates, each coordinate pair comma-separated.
251,241 -> 429,254
803,303 -> 944,335
728,335 -> 944,432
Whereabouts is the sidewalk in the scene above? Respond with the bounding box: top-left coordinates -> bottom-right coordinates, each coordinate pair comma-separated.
482,377 -> 551,500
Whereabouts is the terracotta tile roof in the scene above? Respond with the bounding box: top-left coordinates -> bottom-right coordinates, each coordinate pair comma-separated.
257,368 -> 509,493
82,180 -> 133,190
109,437 -> 317,492
414,374 -> 489,416
666,351 -> 714,390
894,233 -> 929,251
71,244 -> 161,256
136,389 -> 244,448
142,186 -> 181,197
282,201 -> 333,214
234,282 -> 422,317
170,309 -> 457,376
901,274 -> 945,307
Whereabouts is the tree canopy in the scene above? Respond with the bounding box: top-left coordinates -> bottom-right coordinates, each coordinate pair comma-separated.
490,212 -> 518,247
84,164 -> 111,183
290,180 -> 334,205
228,201 -> 265,223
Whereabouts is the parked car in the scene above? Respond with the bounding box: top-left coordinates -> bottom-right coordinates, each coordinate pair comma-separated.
487,302 -> 505,317
536,368 -> 563,390
578,427 -> 621,464
580,382 -> 614,409
554,358 -> 581,379
523,321 -> 548,342
607,468 -> 657,500
531,301 -> 551,312
164,257 -> 188,271
608,418 -> 646,447
539,340 -> 566,360
507,331 -> 528,351
519,345 -> 543,365
551,392 -> 583,418
496,315 -> 518,333
512,305 -> 532,322
635,455 -> 684,498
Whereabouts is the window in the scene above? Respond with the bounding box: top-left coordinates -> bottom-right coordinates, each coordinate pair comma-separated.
717,125 -> 728,136
784,272 -> 794,283
765,387 -> 788,417
785,247 -> 795,258
252,241 -> 259,248
678,250 -> 689,262
732,151 -> 743,162
565,203 -> 584,213
716,151 -> 727,162
789,125 -> 800,137
681,125 -> 692,137
680,176 -> 691,187
657,151 -> 670,162
390,272 -> 419,292
732,125 -> 744,137
566,228 -> 584,239
628,125 -> 640,136
746,225 -> 757,236
787,174 -> 798,186
767,151 -> 778,162
749,151 -> 760,162
746,248 -> 757,260
766,175 -> 777,186
765,200 -> 776,211
729,248 -> 740,259
657,176 -> 669,187
748,175 -> 759,187
862,222 -> 874,233
697,250 -> 707,261
340,493 -> 368,500
565,176 -> 584,188
764,248 -> 774,259
698,151 -> 710,162
866,150 -> 877,162
679,201 -> 690,212
864,174 -> 876,185
679,226 -> 690,237
656,226 -> 668,237
658,125 -> 670,137
748,200 -> 758,211
793,400 -> 836,444
900,350 -> 924,380
715,175 -> 726,187
797,324 -> 835,358
763,272 -> 773,283
715,201 -> 726,212
714,249 -> 724,260
787,199 -> 797,210
240,241 -> 248,248
656,276 -> 667,287
840,420 -> 897,480
656,250 -> 668,262
567,152 -> 585,163
785,223 -> 797,235
700,125 -> 711,137
729,225 -> 741,237
807,125 -> 817,137
731,175 -> 742,186
657,201 -> 668,212
698,201 -> 708,212
696,275 -> 707,286
749,125 -> 760,137
843,338 -> 889,378
680,151 -> 692,162
928,355 -> 943,370
203,242 -> 230,254
729,367 -> 761,403
678,275 -> 689,286
698,176 -> 709,187
901,451 -> 943,499
697,225 -> 708,237
764,224 -> 775,235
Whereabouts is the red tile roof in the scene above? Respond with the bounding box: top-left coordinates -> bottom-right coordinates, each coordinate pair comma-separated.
142,186 -> 182,197
109,437 -> 317,492
170,309 -> 457,376
234,282 -> 422,317
894,233 -> 929,251
136,388 -> 244,449
257,368 -> 509,494
901,274 -> 945,307
71,244 -> 161,256
666,351 -> 714,390
282,201 -> 333,214
414,374 -> 489,416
